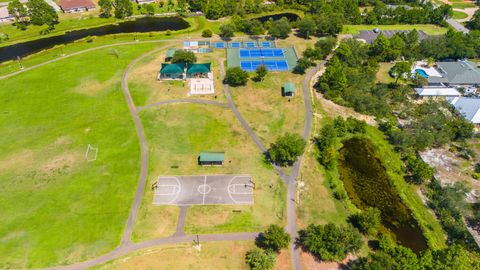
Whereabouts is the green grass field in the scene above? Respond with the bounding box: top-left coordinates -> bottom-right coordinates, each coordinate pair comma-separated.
452,10 -> 469,20
0,43 -> 159,268
132,104 -> 286,239
342,24 -> 448,35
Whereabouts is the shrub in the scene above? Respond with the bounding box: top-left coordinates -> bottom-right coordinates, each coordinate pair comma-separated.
224,67 -> 249,86
257,224 -> 291,252
269,133 -> 307,166
202,29 -> 213,37
245,248 -> 276,270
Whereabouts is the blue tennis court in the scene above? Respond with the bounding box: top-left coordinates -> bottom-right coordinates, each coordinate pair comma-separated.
240,60 -> 289,71
215,42 -> 226,48
230,42 -> 241,48
239,49 -> 284,58
244,42 -> 257,48
261,42 -> 272,47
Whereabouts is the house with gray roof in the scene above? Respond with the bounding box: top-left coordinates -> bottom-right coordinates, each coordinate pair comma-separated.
354,30 -> 429,44
448,97 -> 480,124
428,61 -> 480,87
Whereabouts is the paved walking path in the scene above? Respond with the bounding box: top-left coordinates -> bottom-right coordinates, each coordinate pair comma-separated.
174,206 -> 189,236
119,46 -> 172,246
41,232 -> 258,270
137,99 -> 229,111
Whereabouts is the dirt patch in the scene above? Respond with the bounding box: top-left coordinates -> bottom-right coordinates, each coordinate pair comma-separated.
276,249 -> 292,270
0,150 -> 35,172
39,151 -> 82,177
315,92 -> 376,126
73,74 -> 120,96
301,251 -> 354,270
420,147 -> 480,194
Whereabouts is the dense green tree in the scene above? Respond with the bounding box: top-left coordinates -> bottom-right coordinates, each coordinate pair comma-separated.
205,0 -> 225,20
98,0 -> 113,18
293,57 -> 313,74
201,29 -> 212,37
258,224 -> 291,252
268,17 -> 291,39
390,61 -> 411,83
269,133 -> 306,166
8,0 -> 28,29
297,17 -> 316,38
351,207 -> 381,236
467,9 -> 480,30
405,154 -> 434,184
245,248 -> 277,270
254,65 -> 268,82
299,223 -> 363,261
113,0 -> 133,19
316,123 -> 337,169
143,3 -> 155,15
171,50 -> 197,64
219,24 -> 235,39
243,20 -> 264,36
27,0 -> 58,29
317,56 -> 347,99
224,67 -> 249,86
186,0 -> 207,12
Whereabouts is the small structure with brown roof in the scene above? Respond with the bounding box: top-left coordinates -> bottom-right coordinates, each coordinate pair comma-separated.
59,0 -> 95,13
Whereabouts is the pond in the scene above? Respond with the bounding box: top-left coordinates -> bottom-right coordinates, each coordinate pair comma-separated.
0,17 -> 190,63
250,13 -> 300,23
338,137 -> 428,252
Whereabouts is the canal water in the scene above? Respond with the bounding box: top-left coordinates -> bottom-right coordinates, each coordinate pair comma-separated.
0,17 -> 190,62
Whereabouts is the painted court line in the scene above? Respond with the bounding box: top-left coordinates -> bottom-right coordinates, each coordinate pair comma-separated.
202,175 -> 207,205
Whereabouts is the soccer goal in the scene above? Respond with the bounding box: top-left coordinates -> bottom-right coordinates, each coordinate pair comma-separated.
85,144 -> 98,162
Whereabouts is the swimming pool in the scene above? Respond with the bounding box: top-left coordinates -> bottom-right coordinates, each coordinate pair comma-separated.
415,69 -> 429,78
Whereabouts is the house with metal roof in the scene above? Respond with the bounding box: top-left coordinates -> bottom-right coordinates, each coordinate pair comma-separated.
282,82 -> 295,97
414,87 -> 461,97
428,61 -> 480,87
198,152 -> 225,166
0,6 -> 12,23
158,63 -> 185,80
448,97 -> 480,124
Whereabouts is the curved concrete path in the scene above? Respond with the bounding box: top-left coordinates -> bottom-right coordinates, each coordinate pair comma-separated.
137,99 -> 229,111
119,45 -> 172,246
42,232 -> 258,270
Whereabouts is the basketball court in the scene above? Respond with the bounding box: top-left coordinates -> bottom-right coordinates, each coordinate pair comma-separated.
153,175 -> 254,205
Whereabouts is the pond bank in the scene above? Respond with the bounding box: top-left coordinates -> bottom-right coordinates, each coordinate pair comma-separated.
338,137 -> 428,252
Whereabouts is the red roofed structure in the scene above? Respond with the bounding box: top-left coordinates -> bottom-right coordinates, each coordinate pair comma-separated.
59,0 -> 96,13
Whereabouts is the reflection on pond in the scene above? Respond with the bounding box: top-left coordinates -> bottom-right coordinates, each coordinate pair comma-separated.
338,137 -> 428,252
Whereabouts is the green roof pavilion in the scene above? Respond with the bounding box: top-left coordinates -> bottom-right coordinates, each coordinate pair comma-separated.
199,152 -> 225,165
187,63 -> 211,78
283,82 -> 295,96
165,48 -> 177,61
159,63 -> 185,80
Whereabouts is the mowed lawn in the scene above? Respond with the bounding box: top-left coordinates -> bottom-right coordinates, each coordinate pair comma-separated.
342,24 -> 448,35
133,104 -> 286,241
93,241 -> 255,270
0,43 -> 158,268
230,72 -> 306,148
